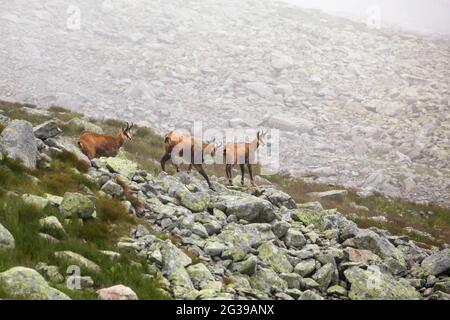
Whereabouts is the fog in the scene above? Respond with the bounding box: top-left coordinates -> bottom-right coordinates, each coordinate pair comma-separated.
282,0 -> 450,37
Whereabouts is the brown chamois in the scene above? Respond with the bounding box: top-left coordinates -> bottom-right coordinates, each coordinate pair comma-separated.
223,130 -> 267,186
78,122 -> 134,160
160,131 -> 215,190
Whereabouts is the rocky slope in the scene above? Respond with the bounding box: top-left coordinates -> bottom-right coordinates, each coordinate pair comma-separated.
0,0 -> 449,207
1,108 -> 449,300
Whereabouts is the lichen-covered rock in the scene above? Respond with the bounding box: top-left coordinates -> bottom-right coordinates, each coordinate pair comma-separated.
59,192 -> 96,219
187,263 -> 215,290
176,188 -> 210,213
35,262 -> 65,283
204,241 -> 226,257
258,241 -> 293,273
212,194 -> 277,223
232,255 -> 258,276
260,188 -> 297,209
0,267 -> 70,300
33,120 -> 62,139
0,223 -> 15,250
294,259 -> 316,277
21,194 -> 50,210
54,251 -> 101,273
101,180 -> 124,197
421,250 -> 450,276
39,216 -> 66,235
312,263 -> 335,290
97,284 -> 138,300
99,152 -> 138,179
345,229 -> 406,274
218,223 -> 275,261
0,120 -> 38,168
344,266 -> 420,300
272,220 -> 290,239
284,229 -> 307,249
45,136 -> 90,165
299,290 -> 324,300
251,267 -> 287,294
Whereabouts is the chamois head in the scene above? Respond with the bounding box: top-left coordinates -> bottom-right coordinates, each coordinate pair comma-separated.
120,121 -> 134,141
256,130 -> 268,147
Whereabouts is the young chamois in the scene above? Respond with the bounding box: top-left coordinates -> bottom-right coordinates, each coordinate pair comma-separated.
160,131 -> 216,190
78,122 -> 134,160
223,130 -> 267,187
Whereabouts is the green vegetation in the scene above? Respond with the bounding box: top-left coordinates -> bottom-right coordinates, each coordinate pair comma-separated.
0,156 -> 168,300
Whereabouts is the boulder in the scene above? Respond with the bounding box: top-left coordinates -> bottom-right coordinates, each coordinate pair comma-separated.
45,136 -> 90,166
101,180 -> 124,197
294,259 -> 316,277
0,120 -> 38,168
250,267 -> 287,294
0,267 -> 70,300
97,284 -> 138,300
344,266 -> 420,300
98,153 -> 138,179
261,188 -> 297,209
218,223 -> 275,260
284,229 -> 306,249
312,263 -> 335,290
258,241 -> 293,274
345,229 -> 406,274
39,216 -> 66,235
35,262 -> 65,283
33,120 -> 62,139
421,250 -> 450,276
22,194 -> 49,210
299,290 -> 324,300
59,192 -> 96,219
0,223 -> 15,250
187,263 -> 215,290
54,251 -> 101,273
212,194 -> 277,223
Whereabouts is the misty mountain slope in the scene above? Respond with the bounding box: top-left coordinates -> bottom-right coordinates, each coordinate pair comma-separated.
0,0 -> 449,206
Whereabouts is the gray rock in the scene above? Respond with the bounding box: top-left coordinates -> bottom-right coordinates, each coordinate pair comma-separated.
101,180 -> 124,197
0,267 -> 70,300
0,223 -> 15,250
258,241 -> 293,273
284,229 -> 306,249
59,192 -> 96,219
262,188 -> 297,209
0,120 -> 38,168
54,251 -> 101,273
294,259 -> 316,277
421,250 -> 450,276
33,120 -> 62,139
299,290 -> 324,300
35,262 -> 64,283
66,118 -> 104,134
344,266 -> 420,300
39,216 -> 66,235
312,263 -> 335,290
187,263 -> 214,290
250,267 -> 287,294
272,220 -> 290,239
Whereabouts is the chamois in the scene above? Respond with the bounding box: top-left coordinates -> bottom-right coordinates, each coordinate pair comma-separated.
160,131 -> 215,190
78,122 -> 134,160
223,130 -> 267,186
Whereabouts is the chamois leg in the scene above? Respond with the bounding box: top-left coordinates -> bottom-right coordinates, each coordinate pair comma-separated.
239,164 -> 245,186
193,164 -> 215,191
247,164 -> 256,187
187,164 -> 192,173
160,152 -> 171,172
226,164 -> 233,185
